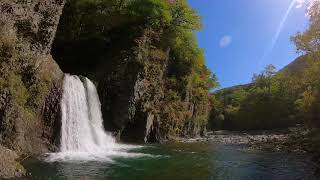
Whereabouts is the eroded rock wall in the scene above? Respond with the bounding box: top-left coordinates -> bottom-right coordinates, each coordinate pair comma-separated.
49,0 -> 210,143
0,0 -> 64,54
0,0 -> 65,178
97,29 -> 167,143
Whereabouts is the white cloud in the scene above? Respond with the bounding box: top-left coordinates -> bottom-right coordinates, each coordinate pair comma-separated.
295,0 -> 306,8
219,35 -> 232,48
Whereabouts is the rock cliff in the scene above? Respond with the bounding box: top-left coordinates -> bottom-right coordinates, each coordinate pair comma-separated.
51,0 -> 212,143
0,2 -> 213,178
0,0 -> 65,178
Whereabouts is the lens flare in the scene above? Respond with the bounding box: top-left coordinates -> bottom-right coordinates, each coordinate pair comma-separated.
259,0 -> 297,67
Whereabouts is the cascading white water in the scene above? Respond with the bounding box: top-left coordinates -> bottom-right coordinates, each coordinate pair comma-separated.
60,74 -> 116,153
45,74 -> 152,162
85,78 -> 116,149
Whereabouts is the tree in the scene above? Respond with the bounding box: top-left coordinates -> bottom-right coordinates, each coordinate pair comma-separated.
292,1 -> 320,53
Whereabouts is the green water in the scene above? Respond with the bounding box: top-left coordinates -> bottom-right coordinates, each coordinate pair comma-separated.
23,142 -> 320,180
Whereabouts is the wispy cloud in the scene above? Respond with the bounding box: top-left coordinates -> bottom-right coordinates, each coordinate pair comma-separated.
296,0 -> 306,8
219,35 -> 232,48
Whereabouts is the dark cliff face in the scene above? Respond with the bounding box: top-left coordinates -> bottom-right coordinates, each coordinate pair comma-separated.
50,2 -> 165,142
52,14 -> 166,142
52,16 -> 207,143
0,0 -> 65,178
99,29 -> 168,143
50,0 -> 211,143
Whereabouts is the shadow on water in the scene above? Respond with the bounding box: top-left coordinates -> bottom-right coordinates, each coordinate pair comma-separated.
23,142 -> 320,180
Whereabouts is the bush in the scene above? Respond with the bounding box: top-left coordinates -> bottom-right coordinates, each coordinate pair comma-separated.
7,72 -> 30,106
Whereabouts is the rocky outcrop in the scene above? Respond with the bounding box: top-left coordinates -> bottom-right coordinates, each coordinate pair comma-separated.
120,36 -> 168,143
0,145 -> 25,179
0,0 -> 65,178
50,0 -> 211,143
98,29 -> 207,143
97,29 -> 167,143
0,0 -> 64,54
42,77 -> 63,151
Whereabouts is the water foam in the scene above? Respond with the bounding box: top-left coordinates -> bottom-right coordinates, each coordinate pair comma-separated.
45,74 -> 152,162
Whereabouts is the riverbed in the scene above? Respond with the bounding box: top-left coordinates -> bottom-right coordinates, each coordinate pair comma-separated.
23,141 -> 320,180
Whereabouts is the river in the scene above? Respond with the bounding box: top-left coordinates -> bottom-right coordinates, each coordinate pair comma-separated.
23,141 -> 320,180
23,74 -> 320,179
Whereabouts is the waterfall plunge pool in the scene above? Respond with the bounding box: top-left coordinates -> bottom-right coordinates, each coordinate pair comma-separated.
23,142 -> 320,180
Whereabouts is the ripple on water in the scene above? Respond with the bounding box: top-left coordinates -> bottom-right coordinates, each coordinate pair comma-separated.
23,142 -> 320,180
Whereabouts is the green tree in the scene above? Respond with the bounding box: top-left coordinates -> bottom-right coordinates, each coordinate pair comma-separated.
292,1 -> 320,53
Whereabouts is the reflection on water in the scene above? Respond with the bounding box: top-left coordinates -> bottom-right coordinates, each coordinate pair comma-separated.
23,142 -> 320,180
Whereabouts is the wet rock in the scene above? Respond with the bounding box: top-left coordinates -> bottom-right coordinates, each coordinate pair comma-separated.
179,127 -> 317,156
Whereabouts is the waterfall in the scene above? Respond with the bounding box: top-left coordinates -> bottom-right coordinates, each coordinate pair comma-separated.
60,74 -> 116,153
45,74 -> 148,162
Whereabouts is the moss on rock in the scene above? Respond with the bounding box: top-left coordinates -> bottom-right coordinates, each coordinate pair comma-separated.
0,145 -> 25,178
0,0 -> 65,179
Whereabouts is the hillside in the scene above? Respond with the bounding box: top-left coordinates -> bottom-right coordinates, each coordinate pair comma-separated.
281,55 -> 315,75
214,54 -> 313,99
210,54 -> 320,131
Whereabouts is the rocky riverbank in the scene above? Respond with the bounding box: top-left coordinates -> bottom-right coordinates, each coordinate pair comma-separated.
176,126 -> 320,161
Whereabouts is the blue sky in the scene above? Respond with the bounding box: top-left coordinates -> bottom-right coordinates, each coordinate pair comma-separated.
188,0 -> 309,88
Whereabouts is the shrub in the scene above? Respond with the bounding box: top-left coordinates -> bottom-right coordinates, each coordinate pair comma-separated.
7,72 -> 30,106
